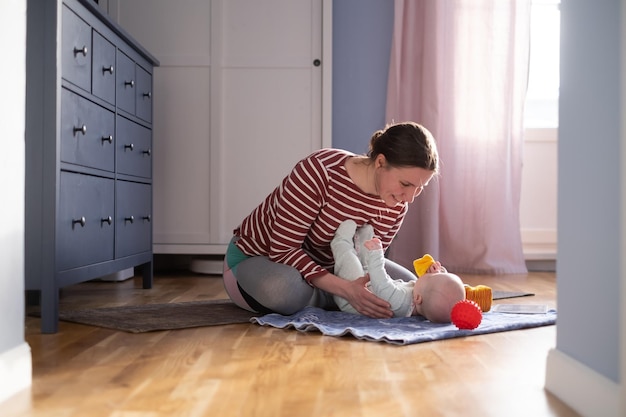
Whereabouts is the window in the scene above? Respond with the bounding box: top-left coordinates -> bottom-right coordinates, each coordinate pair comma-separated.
524,0 -> 560,129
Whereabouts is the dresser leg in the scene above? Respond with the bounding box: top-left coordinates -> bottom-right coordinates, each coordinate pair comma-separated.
142,261 -> 153,289
40,286 -> 59,334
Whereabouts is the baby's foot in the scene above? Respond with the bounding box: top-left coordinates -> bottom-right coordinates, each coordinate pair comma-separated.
335,219 -> 357,240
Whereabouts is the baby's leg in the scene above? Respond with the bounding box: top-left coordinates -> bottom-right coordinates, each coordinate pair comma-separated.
330,220 -> 364,314
330,220 -> 364,280
354,223 -> 374,269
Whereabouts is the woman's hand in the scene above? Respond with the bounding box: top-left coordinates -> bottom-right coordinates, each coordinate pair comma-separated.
343,275 -> 393,319
312,272 -> 393,318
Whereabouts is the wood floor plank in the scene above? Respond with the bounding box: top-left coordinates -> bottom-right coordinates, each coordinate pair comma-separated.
6,271 -> 581,417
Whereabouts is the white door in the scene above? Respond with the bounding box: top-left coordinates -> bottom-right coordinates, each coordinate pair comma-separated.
110,0 -> 330,254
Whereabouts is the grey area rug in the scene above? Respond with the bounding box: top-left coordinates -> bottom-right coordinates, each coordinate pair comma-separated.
253,306 -> 556,345
48,291 -> 533,334
55,299 -> 257,333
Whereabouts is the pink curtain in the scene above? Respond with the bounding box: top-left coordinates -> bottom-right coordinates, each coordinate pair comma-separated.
386,0 -> 530,274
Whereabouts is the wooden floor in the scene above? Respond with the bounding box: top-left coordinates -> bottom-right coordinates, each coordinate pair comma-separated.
6,269 -> 580,417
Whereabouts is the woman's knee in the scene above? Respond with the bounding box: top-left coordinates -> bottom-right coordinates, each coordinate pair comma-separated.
236,257 -> 313,315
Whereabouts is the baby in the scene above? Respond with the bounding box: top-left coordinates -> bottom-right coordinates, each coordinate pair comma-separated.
331,220 -> 466,322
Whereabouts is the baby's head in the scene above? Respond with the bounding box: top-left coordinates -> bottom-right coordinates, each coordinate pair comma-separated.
413,272 -> 466,323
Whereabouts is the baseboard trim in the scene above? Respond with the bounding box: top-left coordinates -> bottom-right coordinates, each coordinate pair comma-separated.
526,259 -> 556,272
545,348 -> 621,417
521,229 -> 557,261
0,342 -> 32,404
189,256 -> 224,275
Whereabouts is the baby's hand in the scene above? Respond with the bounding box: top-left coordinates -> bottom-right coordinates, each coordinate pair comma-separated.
427,261 -> 445,273
363,238 -> 383,251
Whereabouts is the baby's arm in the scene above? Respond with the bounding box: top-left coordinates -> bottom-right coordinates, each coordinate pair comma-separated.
363,238 -> 413,317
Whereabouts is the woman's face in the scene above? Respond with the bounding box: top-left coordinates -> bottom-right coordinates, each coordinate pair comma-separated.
374,155 -> 435,207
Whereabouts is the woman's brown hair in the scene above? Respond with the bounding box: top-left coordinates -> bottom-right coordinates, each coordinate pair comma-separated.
368,122 -> 439,173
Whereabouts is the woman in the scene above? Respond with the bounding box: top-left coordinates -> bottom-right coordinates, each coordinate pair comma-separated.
223,122 -> 439,318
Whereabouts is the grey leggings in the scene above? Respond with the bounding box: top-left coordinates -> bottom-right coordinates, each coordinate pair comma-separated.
223,237 -> 416,315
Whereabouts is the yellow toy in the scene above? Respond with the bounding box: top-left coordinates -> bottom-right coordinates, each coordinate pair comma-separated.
413,254 -> 435,277
464,284 -> 492,312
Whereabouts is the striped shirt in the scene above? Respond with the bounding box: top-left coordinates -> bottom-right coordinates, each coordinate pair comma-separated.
234,148 -> 408,283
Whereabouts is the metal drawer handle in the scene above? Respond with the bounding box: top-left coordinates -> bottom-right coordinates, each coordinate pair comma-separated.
143,92 -> 152,99
73,46 -> 88,56
73,125 -> 87,135
72,217 -> 86,227
101,216 -> 112,225
142,149 -> 151,156
125,80 -> 135,87
125,216 -> 135,224
103,65 -> 114,74
102,135 -> 113,144
142,215 -> 151,222
124,143 -> 134,151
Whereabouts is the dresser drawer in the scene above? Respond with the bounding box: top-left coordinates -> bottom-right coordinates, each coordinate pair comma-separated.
117,116 -> 152,178
61,4 -> 91,92
117,50 -> 136,115
92,30 -> 116,105
61,88 -> 115,172
135,65 -> 153,123
116,180 -> 152,258
57,172 -> 115,271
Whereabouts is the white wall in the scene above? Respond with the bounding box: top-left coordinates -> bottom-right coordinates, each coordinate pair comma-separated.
0,0 -> 32,404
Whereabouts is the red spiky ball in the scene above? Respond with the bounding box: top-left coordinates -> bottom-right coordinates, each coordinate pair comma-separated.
451,299 -> 483,330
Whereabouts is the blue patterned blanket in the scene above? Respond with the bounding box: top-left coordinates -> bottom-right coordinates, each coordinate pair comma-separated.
251,306 -> 557,345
